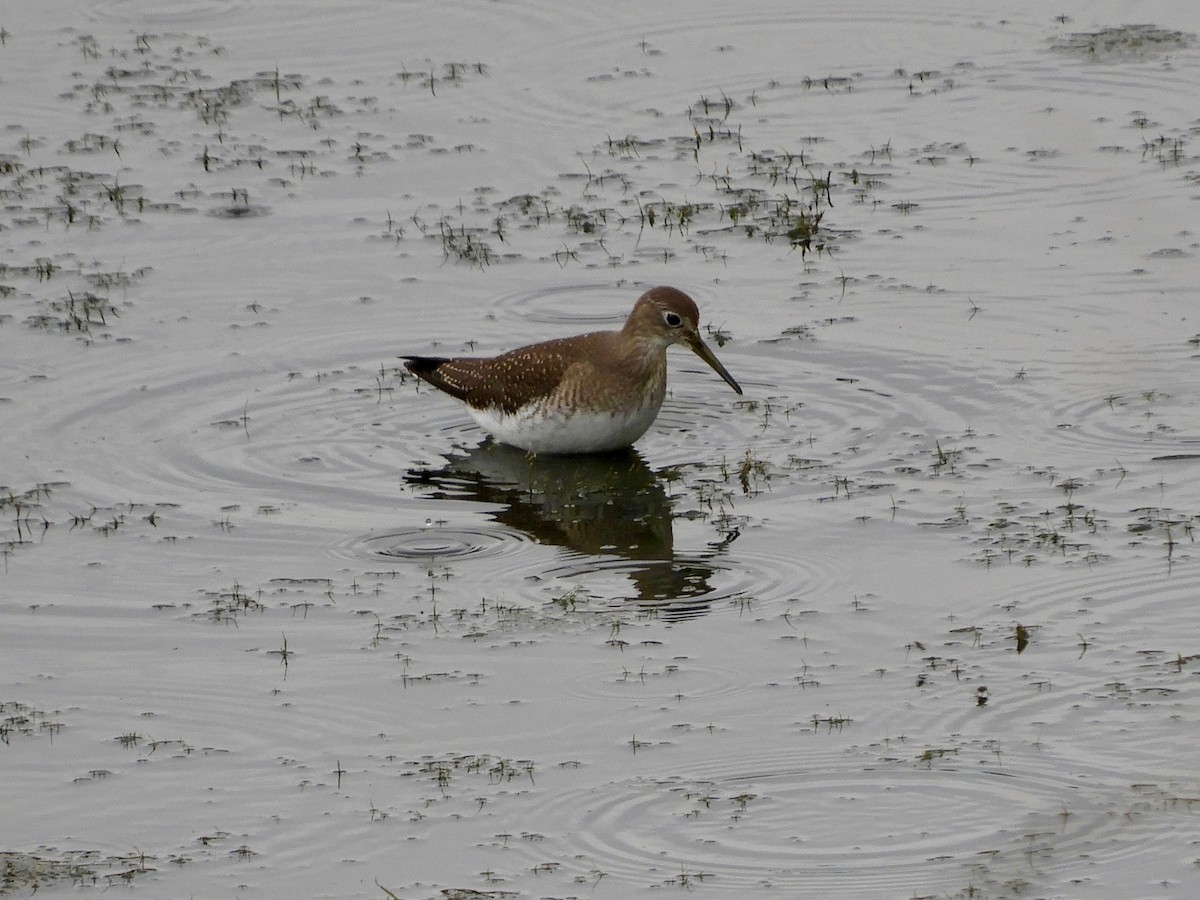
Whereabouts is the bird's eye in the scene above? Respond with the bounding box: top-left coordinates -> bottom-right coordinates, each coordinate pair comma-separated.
663,311 -> 683,328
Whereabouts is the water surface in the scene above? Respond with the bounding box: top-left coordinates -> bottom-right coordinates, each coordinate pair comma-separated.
2,2 -> 1199,897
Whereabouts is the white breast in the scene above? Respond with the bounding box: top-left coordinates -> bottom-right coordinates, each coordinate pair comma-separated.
468,399 -> 663,454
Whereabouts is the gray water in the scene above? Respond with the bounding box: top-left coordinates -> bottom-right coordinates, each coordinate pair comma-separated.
2,2 -> 1199,897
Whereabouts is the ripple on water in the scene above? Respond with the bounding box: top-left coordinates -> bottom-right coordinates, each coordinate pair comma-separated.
451,0 -> 1033,134
341,523 -> 535,563
28,347 -> 480,520
506,741 -> 1158,897
540,537 -> 845,620
488,282 -> 632,329
559,651 -> 757,706
899,555 -> 1200,768
1044,384 -> 1200,463
644,340 -> 1008,475
7,3 -> 1200,900
81,0 -> 250,26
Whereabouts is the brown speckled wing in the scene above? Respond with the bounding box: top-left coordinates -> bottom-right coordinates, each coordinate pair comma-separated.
404,335 -> 599,414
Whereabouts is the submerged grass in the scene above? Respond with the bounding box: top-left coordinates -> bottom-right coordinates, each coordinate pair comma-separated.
3,16 -> 1198,899
1050,23 -> 1194,57
2,31 -> 492,336
0,849 -> 154,895
401,82 -> 869,271
0,700 -> 65,745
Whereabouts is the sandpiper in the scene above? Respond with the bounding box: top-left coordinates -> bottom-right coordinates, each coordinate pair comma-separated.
403,286 -> 742,454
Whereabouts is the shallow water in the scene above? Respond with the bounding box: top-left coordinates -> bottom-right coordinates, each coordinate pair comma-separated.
2,1 -> 1199,897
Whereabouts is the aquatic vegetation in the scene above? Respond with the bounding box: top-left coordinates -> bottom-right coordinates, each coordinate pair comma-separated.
0,700 -> 64,745
0,844 -> 166,894
1050,24 -> 1194,57
3,7 -> 1199,900
400,88 -> 861,270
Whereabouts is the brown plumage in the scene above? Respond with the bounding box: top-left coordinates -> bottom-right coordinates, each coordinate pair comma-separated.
403,286 -> 742,454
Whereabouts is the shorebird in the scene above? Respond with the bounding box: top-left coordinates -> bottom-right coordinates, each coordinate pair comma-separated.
403,286 -> 742,454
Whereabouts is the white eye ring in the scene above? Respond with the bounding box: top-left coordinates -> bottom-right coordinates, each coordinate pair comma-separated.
663,311 -> 683,327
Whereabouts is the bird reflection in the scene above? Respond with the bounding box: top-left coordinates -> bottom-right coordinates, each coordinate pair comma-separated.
403,441 -> 734,619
